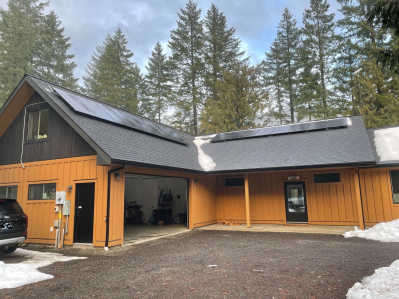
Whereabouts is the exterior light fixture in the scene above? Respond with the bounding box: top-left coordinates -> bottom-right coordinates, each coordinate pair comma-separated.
195,179 -> 198,185
66,186 -> 73,192
114,172 -> 120,180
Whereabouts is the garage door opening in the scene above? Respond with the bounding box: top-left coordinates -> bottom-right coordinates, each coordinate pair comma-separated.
123,173 -> 188,245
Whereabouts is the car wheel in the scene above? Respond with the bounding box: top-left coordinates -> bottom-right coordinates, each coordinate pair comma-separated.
0,245 -> 18,254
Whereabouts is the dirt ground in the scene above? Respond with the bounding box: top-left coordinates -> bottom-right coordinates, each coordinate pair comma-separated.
1,230 -> 399,299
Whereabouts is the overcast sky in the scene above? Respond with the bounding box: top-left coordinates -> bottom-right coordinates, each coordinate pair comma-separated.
0,0 -> 342,82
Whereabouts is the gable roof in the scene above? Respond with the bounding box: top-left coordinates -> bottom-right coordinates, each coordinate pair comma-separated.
367,126 -> 399,166
0,75 -> 378,173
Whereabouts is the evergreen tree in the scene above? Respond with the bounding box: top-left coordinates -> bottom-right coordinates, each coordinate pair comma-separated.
83,28 -> 144,113
0,0 -> 48,106
201,62 -> 266,133
276,8 -> 301,123
168,0 -> 204,135
144,42 -> 172,123
262,40 -> 287,124
301,0 -> 339,118
34,11 -> 78,90
203,3 -> 245,103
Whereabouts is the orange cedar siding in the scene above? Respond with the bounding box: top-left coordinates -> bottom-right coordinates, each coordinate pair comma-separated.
215,168 -> 367,225
359,168 -> 399,224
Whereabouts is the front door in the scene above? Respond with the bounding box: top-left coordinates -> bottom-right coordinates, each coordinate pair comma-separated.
284,182 -> 308,223
74,183 -> 95,243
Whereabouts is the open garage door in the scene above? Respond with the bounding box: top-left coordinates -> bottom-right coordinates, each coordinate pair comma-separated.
123,173 -> 188,245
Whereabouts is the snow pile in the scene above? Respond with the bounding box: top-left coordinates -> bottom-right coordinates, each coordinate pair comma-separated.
0,248 -> 86,289
193,135 -> 216,172
347,260 -> 399,299
374,127 -> 399,162
343,219 -> 399,242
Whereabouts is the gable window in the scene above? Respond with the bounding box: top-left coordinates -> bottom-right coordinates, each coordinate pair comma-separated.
313,173 -> 341,183
28,183 -> 56,200
0,185 -> 18,199
27,109 -> 49,141
390,170 -> 399,204
225,178 -> 245,187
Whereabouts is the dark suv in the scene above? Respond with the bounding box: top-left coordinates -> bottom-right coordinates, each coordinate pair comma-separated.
0,198 -> 28,254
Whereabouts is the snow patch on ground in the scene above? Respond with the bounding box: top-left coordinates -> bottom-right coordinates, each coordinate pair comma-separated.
347,260 -> 399,299
374,127 -> 399,161
343,219 -> 399,242
0,248 -> 86,289
194,135 -> 216,172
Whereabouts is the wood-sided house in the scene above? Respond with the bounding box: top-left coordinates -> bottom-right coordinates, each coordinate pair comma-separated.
0,74 -> 398,248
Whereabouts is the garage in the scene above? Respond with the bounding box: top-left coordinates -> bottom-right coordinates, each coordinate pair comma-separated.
123,173 -> 189,245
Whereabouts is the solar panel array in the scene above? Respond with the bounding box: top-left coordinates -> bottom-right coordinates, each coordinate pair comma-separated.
53,87 -> 188,146
210,118 -> 348,143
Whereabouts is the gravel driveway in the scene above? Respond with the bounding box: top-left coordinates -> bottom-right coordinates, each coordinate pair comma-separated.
1,230 -> 399,298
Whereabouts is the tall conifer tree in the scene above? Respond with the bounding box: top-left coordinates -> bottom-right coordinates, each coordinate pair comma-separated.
83,28 -> 144,113
34,11 -> 78,90
144,42 -> 172,123
201,62 -> 266,133
168,0 -> 204,135
203,4 -> 245,103
262,40 -> 287,124
301,0 -> 338,118
276,8 -> 301,123
0,0 -> 48,106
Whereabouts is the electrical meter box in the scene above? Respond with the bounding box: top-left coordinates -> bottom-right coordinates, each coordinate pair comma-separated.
63,200 -> 71,216
55,191 -> 66,205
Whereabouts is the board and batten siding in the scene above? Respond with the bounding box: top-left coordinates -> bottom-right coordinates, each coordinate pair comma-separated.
0,155 -> 110,247
0,92 -> 96,166
359,168 -> 399,225
216,168 -> 364,225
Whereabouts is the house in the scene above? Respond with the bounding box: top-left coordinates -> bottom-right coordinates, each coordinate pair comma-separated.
0,74 -> 398,248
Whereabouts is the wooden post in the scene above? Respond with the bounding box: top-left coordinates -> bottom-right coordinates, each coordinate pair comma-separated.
352,168 -> 365,230
245,173 -> 251,228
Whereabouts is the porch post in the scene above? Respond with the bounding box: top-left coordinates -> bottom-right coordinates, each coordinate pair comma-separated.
245,173 -> 251,228
352,168 -> 365,230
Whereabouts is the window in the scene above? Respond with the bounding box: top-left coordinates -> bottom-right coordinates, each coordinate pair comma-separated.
225,178 -> 245,187
0,185 -> 18,199
27,109 -> 49,141
28,183 -> 56,200
390,170 -> 399,204
313,173 -> 341,183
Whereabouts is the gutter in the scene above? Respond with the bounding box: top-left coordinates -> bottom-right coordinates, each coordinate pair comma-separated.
357,165 -> 366,229
105,164 -> 126,250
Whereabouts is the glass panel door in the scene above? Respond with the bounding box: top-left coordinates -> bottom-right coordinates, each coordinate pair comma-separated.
284,182 -> 308,223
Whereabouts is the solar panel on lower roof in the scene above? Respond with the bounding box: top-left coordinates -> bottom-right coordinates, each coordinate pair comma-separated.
53,87 -> 188,146
272,125 -> 291,135
308,120 -> 328,131
210,129 -> 259,142
328,118 -> 347,128
255,127 -> 275,137
290,123 -> 309,133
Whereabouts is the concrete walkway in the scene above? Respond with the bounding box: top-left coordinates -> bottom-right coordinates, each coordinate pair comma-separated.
197,223 -> 357,235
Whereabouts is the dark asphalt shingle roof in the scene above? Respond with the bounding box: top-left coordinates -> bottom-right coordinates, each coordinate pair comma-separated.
28,75 -> 376,173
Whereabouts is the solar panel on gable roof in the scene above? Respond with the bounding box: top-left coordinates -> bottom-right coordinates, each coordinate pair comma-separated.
255,127 -> 275,137
272,125 -> 291,135
289,123 -> 309,133
328,118 -> 347,129
52,87 -> 188,145
308,120 -> 328,131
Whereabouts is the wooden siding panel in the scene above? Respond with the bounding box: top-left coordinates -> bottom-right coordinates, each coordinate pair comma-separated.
0,92 -> 96,166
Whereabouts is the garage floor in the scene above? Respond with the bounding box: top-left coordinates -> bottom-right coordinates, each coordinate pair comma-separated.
123,224 -> 187,245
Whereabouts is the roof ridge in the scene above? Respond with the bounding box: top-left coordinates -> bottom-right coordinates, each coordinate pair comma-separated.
26,73 -> 195,137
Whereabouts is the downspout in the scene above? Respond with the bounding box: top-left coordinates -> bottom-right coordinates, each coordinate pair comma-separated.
105,164 -> 126,250
357,165 -> 366,229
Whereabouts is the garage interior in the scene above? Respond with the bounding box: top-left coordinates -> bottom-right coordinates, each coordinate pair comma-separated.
123,173 -> 188,245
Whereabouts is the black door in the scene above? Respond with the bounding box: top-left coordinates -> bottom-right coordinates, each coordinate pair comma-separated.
284,182 -> 308,223
74,183 -> 95,243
